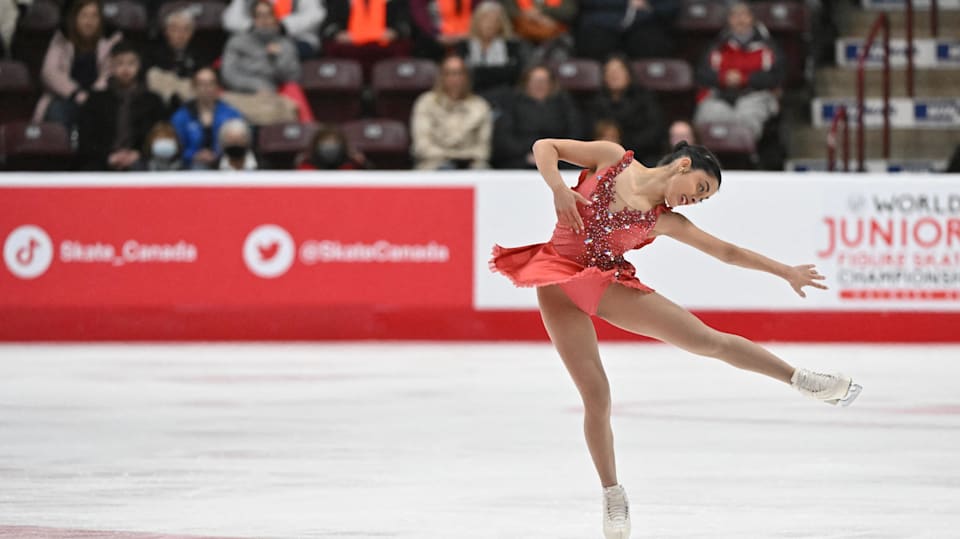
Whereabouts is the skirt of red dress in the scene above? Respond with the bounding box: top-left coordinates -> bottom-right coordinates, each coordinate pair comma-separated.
489,243 -> 655,315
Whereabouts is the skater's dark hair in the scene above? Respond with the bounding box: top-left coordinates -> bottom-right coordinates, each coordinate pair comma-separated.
657,141 -> 722,186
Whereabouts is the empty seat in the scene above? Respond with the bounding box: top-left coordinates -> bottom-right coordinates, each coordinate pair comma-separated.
10,0 -> 60,79
675,0 -> 726,65
631,59 -> 695,123
156,1 -> 228,65
341,119 -> 410,169
695,122 -> 757,170
0,61 -> 37,124
752,1 -> 810,88
256,122 -> 319,169
371,58 -> 437,122
101,0 -> 148,41
550,58 -> 602,107
1,122 -> 74,171
301,59 -> 364,123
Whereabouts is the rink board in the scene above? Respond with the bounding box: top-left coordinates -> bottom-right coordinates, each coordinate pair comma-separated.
1,171 -> 959,341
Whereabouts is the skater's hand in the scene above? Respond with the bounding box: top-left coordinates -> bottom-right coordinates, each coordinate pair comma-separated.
786,264 -> 828,298
553,187 -> 592,234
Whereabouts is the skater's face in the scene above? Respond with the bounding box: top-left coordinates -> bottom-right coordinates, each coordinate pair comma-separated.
664,157 -> 719,208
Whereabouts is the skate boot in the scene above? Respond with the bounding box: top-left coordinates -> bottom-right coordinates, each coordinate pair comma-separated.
791,368 -> 862,406
602,484 -> 630,539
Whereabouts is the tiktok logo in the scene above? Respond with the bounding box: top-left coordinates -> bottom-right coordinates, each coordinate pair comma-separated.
3,225 -> 54,279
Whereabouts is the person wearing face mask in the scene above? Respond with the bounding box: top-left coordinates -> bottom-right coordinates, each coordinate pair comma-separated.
222,0 -> 315,121
296,125 -> 367,170
692,1 -> 784,142
137,122 -> 184,171
218,118 -> 259,170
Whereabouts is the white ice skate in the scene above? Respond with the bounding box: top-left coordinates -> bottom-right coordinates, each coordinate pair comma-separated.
791,368 -> 862,406
603,484 -> 631,539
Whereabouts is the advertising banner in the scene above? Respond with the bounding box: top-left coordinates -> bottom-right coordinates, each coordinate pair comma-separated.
812,97 -> 960,128
1,185 -> 474,308
861,0 -> 960,9
475,173 -> 960,312
836,38 -> 960,69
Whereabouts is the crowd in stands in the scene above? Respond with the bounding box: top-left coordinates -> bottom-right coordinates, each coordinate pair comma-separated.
0,0 -> 802,171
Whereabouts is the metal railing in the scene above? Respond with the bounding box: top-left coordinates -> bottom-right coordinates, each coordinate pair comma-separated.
827,106 -> 850,172
904,0 -> 940,97
856,13 -> 890,172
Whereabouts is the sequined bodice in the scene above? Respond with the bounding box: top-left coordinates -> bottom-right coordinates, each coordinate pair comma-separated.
550,151 -> 666,271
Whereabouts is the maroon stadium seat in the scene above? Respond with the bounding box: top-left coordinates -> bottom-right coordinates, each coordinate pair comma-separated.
156,1 -> 228,65
371,58 -> 437,122
301,59 -> 364,123
256,122 -> 319,169
675,0 -> 727,65
1,122 -> 74,171
0,61 -> 37,124
550,58 -> 602,107
695,122 -> 757,170
101,0 -> 148,41
631,59 -> 695,123
752,1 -> 811,88
11,0 -> 60,79
341,119 -> 410,169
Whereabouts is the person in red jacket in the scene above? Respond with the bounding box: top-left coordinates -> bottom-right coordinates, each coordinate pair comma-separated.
692,1 -> 784,141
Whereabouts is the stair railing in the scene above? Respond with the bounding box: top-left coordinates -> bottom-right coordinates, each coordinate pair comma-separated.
827,106 -> 850,172
856,13 -> 891,172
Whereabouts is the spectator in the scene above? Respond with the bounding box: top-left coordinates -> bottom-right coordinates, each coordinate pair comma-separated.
296,124 -> 368,170
455,1 -> 527,96
218,118 -> 258,170
502,0 -> 575,64
492,64 -> 581,169
171,67 -> 245,169
33,0 -> 122,126
575,0 -> 678,61
223,0 -> 325,58
411,55 -> 492,170
667,119 -> 696,148
410,0 -> 478,60
321,0 -> 413,79
76,41 -> 166,170
693,1 -> 784,141
222,0 -> 314,121
145,9 -> 213,108
593,118 -> 621,144
138,122 -> 183,171
1,0 -> 32,56
585,54 -> 663,165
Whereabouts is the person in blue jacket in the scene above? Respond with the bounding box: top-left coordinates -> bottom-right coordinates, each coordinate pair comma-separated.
170,67 -> 245,169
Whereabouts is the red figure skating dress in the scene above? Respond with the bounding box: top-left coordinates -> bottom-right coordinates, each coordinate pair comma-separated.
489,150 -> 673,315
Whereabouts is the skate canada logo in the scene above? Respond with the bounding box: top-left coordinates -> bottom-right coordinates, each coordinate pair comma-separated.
243,224 -> 296,278
3,225 -> 54,279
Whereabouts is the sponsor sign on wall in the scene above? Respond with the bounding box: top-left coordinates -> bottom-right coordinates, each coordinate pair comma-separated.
861,0 -> 960,9
836,38 -> 960,69
475,173 -> 960,311
812,97 -> 960,128
0,186 -> 473,308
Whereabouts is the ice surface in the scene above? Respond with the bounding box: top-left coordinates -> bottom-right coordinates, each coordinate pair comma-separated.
1,343 -> 958,539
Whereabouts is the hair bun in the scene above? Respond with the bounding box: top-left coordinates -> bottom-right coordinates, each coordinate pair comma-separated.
672,140 -> 690,151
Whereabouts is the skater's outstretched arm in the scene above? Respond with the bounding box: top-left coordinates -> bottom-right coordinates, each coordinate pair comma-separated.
653,211 -> 828,298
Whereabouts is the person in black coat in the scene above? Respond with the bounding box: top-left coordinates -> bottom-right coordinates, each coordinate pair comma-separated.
492,64 -> 582,169
575,0 -> 679,61
77,41 -> 167,170
585,55 -> 663,165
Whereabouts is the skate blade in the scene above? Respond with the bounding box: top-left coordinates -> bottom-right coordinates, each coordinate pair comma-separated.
826,383 -> 862,407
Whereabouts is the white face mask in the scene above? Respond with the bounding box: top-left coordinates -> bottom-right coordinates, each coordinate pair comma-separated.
152,138 -> 178,159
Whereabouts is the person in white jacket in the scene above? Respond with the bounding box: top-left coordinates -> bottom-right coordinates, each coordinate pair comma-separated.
222,0 -> 325,58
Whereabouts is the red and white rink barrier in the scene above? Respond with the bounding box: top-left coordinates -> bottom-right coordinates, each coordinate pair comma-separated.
1,171 -> 958,341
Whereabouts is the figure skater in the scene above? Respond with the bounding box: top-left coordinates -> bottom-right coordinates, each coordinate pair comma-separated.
489,139 -> 862,539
